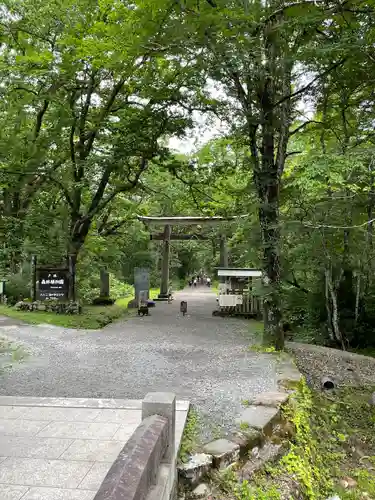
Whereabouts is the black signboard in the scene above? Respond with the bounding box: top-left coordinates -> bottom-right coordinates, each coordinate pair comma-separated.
38,269 -> 69,301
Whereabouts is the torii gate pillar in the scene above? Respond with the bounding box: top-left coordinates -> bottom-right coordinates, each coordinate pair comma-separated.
219,235 -> 228,282
159,224 -> 171,299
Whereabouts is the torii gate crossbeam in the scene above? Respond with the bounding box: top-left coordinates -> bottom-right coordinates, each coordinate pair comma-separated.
137,215 -> 245,298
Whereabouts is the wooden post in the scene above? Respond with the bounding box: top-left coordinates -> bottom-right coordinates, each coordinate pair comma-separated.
31,255 -> 37,301
159,224 -> 171,298
68,254 -> 76,302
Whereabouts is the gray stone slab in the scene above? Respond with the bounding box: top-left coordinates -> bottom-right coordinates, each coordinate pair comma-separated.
94,409 -> 141,424
0,419 -> 49,437
176,401 -> 190,412
202,439 -> 239,469
111,423 -> 139,441
78,462 -> 111,490
0,436 -> 73,459
0,397 -> 142,410
22,487 -> 96,500
21,407 -> 101,422
60,439 -> 124,462
0,485 -> 29,500
0,396 -> 190,412
236,405 -> 279,433
0,406 -> 28,420
0,457 -> 93,488
37,422 -> 120,439
203,438 -> 237,456
250,392 -> 289,407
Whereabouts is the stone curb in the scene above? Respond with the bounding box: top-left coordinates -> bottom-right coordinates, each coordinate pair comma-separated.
178,351 -> 302,496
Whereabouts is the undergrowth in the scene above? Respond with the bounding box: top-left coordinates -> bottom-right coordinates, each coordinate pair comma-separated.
179,408 -> 200,464
252,380 -> 375,499
213,379 -> 375,499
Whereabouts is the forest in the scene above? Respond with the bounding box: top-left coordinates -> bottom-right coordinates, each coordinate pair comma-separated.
1,0 -> 375,350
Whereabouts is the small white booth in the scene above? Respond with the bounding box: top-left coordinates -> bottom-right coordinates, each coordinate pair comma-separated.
213,267 -> 262,318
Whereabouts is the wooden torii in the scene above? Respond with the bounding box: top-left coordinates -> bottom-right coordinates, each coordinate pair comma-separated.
137,215 -> 243,299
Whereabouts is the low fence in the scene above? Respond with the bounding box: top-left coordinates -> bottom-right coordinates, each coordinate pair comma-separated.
214,291 -> 262,318
94,392 -> 177,500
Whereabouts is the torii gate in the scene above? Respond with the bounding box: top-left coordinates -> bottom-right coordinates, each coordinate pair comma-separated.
137,215 -> 240,299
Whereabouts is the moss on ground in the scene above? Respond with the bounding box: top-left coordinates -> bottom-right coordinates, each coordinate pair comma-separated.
178,408 -> 200,464
0,303 -> 130,329
212,379 -> 375,499
0,288 -> 161,329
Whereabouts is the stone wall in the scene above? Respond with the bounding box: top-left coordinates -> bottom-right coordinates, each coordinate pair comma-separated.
14,300 -> 81,314
94,392 -> 177,500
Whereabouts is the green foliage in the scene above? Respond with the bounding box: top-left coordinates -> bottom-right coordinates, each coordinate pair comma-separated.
0,303 -> 129,329
215,464 -> 281,499
248,344 -> 276,354
280,380 -> 331,498
91,297 -> 116,306
239,422 -> 250,431
4,273 -> 30,304
178,408 -> 200,464
0,0 -> 375,351
109,277 -> 133,301
250,380 -> 375,499
234,481 -> 281,500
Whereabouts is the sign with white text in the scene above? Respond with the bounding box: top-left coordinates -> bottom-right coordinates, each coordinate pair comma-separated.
38,269 -> 69,300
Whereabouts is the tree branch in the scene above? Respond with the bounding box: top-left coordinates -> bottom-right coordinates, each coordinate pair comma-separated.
34,100 -> 49,140
289,120 -> 322,136
274,59 -> 346,108
93,157 -> 149,216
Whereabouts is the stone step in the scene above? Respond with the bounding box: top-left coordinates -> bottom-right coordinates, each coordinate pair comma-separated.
235,405 -> 280,435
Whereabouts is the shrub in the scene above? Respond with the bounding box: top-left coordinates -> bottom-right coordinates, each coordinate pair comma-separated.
5,273 -> 30,305
91,296 -> 115,306
109,276 -> 133,300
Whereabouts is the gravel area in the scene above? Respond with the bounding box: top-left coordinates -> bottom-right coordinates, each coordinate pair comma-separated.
287,341 -> 375,389
0,288 -> 278,440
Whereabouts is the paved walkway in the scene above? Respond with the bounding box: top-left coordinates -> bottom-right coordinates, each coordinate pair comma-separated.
0,288 -> 278,439
0,396 -> 188,500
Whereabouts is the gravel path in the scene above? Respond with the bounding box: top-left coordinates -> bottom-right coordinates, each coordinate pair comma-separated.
0,288 -> 278,440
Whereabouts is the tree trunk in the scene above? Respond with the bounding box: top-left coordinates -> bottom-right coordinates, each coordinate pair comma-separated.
68,253 -> 77,302
255,77 -> 283,350
365,158 -> 375,292
67,214 -> 92,300
324,268 -> 334,340
326,269 -> 346,350
355,271 -> 361,325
